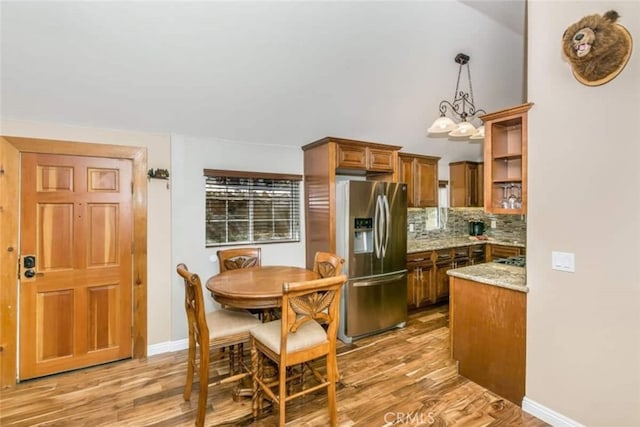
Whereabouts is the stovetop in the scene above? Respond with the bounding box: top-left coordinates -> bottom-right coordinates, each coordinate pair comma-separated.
493,255 -> 526,267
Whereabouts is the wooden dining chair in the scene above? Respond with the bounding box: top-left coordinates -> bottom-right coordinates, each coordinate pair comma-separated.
176,263 -> 261,427
250,274 -> 347,427
312,251 -> 345,380
312,251 -> 345,278
217,247 -> 261,272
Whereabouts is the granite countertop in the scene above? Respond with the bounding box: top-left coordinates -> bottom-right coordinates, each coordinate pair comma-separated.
407,236 -> 525,253
447,263 -> 527,293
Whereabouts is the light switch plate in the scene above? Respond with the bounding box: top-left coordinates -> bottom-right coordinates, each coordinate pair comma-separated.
551,251 -> 575,272
409,223 -> 415,232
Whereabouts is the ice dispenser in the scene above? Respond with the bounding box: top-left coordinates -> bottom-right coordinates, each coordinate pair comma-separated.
353,217 -> 373,254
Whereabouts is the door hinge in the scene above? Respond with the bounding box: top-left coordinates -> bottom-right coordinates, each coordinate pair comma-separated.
131,181 -> 133,194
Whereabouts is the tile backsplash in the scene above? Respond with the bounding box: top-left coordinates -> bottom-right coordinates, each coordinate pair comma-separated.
407,207 -> 526,244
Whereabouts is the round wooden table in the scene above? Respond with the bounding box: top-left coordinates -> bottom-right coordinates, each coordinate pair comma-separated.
207,265 -> 320,400
206,265 -> 319,310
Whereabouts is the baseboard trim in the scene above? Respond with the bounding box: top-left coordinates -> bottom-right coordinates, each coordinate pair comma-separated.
147,338 -> 189,357
522,396 -> 585,427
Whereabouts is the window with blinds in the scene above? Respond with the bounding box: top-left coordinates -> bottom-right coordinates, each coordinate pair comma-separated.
204,170 -> 302,247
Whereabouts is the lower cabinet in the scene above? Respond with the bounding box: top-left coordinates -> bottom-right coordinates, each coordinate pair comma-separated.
469,245 -> 486,264
486,244 -> 525,261
408,244 -> 486,309
407,253 -> 435,309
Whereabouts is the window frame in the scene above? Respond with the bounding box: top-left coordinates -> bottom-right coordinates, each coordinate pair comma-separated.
204,169 -> 303,248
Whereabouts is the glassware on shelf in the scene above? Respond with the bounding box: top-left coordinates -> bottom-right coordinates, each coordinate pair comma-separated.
514,184 -> 522,209
501,183 -> 522,210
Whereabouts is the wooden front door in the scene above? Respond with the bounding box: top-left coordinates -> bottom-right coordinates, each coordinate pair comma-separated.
19,153 -> 133,379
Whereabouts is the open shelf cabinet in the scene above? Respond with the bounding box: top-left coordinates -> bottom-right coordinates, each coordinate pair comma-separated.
481,102 -> 533,214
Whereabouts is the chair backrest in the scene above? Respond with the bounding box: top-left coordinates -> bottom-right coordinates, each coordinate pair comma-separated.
176,263 -> 209,349
312,251 -> 345,278
217,247 -> 262,272
281,274 -> 347,350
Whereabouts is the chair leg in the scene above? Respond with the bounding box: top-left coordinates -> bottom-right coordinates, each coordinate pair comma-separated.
184,336 -> 196,401
327,353 -> 338,427
251,337 -> 261,419
196,345 -> 209,427
278,360 -> 287,427
228,344 -> 236,374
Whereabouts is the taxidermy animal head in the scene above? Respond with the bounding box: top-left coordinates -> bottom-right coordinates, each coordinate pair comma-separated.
562,10 -> 632,85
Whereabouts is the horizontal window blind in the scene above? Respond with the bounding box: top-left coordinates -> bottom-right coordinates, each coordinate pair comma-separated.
205,173 -> 301,247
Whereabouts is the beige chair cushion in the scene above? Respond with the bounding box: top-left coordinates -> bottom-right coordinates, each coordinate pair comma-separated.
207,309 -> 261,340
250,319 -> 328,354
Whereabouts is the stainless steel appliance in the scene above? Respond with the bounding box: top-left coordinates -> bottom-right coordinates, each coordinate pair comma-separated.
335,179 -> 407,344
493,255 -> 526,267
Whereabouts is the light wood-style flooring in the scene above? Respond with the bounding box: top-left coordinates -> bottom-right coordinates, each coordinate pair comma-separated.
0,304 -> 548,426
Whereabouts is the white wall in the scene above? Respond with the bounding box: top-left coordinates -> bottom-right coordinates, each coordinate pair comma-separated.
170,134 -> 306,339
0,119 -> 173,346
399,1 -> 526,175
526,1 -> 640,426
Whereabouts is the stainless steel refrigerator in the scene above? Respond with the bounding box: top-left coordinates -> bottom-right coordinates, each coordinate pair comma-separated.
335,179 -> 407,344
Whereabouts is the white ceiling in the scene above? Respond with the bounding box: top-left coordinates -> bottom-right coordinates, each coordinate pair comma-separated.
1,1 -> 526,160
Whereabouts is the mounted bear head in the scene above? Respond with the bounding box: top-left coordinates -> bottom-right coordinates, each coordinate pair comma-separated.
562,10 -> 633,85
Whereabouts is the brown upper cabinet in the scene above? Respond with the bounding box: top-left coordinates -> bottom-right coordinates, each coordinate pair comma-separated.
301,137 -> 401,268
335,139 -> 397,173
481,103 -> 533,214
449,161 -> 483,207
398,153 -> 440,208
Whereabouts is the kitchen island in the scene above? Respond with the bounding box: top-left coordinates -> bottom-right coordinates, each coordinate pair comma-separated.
447,263 -> 526,406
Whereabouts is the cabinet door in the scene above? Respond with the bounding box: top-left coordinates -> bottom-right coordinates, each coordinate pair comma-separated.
415,158 -> 438,207
467,163 -> 480,206
469,245 -> 486,264
487,244 -> 521,261
398,156 -> 415,207
434,249 -> 453,301
449,163 -> 467,207
407,252 -> 435,309
450,162 -> 482,207
417,262 -> 435,307
368,148 -> 395,172
406,267 -> 419,309
336,144 -> 367,170
435,260 -> 453,302
477,163 -> 484,207
453,246 -> 470,268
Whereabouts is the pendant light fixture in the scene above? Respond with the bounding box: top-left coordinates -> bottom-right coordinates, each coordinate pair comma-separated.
428,53 -> 486,140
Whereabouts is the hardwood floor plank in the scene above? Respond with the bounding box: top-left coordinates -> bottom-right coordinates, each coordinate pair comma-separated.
0,304 -> 548,426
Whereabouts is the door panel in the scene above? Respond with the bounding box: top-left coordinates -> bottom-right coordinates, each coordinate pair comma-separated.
346,272 -> 407,337
20,153 -> 133,379
382,182 -> 407,274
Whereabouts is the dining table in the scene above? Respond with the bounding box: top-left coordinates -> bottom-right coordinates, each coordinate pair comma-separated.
206,265 -> 320,400
206,265 -> 320,310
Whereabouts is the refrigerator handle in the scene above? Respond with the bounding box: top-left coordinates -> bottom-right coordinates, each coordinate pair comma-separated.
382,195 -> 390,258
374,195 -> 382,258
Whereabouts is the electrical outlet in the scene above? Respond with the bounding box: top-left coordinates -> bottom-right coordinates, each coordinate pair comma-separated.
409,223 -> 415,232
490,219 -> 497,229
552,251 -> 575,272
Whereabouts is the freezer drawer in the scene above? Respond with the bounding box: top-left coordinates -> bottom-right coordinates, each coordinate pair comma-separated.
342,271 -> 407,340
